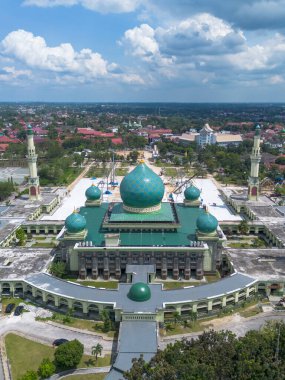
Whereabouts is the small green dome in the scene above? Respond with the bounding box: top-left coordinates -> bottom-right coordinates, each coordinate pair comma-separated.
255,125 -> 261,136
120,162 -> 164,209
128,282 -> 151,302
184,185 -> 200,201
85,184 -> 101,200
27,124 -> 33,136
196,210 -> 218,234
65,211 -> 86,233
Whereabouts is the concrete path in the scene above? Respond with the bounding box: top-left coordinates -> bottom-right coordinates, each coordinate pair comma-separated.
48,366 -> 110,380
0,313 -> 114,355
159,311 -> 285,349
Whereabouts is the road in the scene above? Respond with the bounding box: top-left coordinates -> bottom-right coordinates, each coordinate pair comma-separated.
0,312 -> 114,355
159,312 -> 285,348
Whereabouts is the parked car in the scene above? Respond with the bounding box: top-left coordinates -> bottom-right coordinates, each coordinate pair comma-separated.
14,305 -> 24,316
5,303 -> 15,313
53,338 -> 69,347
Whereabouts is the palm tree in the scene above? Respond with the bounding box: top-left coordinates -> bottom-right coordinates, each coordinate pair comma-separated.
92,343 -> 103,360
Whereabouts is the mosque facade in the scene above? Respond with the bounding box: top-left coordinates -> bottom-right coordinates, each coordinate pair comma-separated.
59,161 -> 225,280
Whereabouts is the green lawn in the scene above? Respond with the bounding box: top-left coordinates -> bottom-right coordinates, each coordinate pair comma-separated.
164,168 -> 178,177
5,333 -> 111,380
115,168 -> 128,176
158,282 -> 198,290
31,242 -> 56,248
38,314 -> 118,338
87,167 -> 110,178
1,298 -> 28,314
64,374 -> 108,380
65,279 -> 118,289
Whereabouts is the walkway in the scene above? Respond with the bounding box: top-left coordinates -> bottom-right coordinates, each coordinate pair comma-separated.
0,313 -> 113,355
49,366 -> 110,380
159,311 -> 285,348
67,163 -> 93,192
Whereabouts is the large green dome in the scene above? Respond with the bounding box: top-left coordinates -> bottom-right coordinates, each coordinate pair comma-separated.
184,185 -> 200,201
128,282 -> 151,302
85,184 -> 101,200
65,211 -> 86,233
120,162 -> 164,211
196,210 -> 218,234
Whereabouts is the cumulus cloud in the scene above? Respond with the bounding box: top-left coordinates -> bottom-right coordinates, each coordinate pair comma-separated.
0,29 -> 145,86
1,29 -> 109,77
145,0 -> 285,31
23,0 -> 141,13
121,13 -> 245,74
228,33 -> 285,71
0,66 -> 32,83
156,13 -> 245,57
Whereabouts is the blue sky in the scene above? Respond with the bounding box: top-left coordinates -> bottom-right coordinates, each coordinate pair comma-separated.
1,0 -> 285,102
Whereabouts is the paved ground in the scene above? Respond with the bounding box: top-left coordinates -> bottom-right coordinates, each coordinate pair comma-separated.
0,312 -> 114,355
159,311 -> 285,348
49,366 -> 110,380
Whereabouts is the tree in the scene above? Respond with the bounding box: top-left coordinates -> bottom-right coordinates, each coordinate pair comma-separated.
18,370 -> 38,380
92,343 -> 103,360
0,181 -> 15,201
54,339 -> 84,369
100,309 -> 112,332
238,220 -> 249,235
50,261 -> 66,278
37,358 -> 55,379
128,150 -> 139,163
16,227 -> 27,246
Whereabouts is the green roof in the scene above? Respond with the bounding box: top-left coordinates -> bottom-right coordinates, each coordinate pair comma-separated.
120,162 -> 164,209
85,184 -> 101,200
65,212 -> 86,233
128,282 -> 151,302
109,202 -> 175,223
79,202 -> 205,247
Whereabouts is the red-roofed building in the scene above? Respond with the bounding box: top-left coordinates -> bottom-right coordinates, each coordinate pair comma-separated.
0,135 -> 21,144
77,128 -> 114,138
0,144 -> 9,152
111,137 -> 123,145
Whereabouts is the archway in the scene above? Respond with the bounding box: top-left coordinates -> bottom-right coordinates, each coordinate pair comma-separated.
1,283 -> 11,296
88,304 -> 99,319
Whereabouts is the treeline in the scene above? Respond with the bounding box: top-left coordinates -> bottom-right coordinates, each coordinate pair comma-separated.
125,321 -> 285,380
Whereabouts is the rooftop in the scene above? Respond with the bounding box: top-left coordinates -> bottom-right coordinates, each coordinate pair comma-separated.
227,248 -> 285,281
79,202 -> 204,246
0,248 -> 53,280
23,271 -> 256,312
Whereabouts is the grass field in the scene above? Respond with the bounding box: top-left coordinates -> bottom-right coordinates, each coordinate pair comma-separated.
5,333 -> 111,379
38,313 -> 118,338
158,282 -> 198,290
115,168 -> 128,176
1,298 -> 29,314
65,279 -> 118,289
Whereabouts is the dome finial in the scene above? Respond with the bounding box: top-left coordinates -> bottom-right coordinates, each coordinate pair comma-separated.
140,159 -> 145,163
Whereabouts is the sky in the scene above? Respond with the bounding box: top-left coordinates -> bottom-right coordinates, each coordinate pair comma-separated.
1,0 -> 285,102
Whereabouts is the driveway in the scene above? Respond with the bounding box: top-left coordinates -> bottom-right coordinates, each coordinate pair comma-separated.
0,311 -> 114,355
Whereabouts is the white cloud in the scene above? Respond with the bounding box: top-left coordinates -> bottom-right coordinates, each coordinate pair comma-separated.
1,30 -> 109,77
0,66 -> 32,83
0,29 -> 145,87
228,33 -> 285,71
23,0 -> 141,13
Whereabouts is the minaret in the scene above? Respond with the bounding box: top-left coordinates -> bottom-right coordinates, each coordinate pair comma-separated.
248,125 -> 261,201
26,124 -> 41,201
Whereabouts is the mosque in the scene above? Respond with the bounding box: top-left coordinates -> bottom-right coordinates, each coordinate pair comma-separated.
60,161 -> 224,281
1,123 -> 285,379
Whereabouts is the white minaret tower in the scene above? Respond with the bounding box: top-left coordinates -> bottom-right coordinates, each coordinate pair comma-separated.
248,125 -> 262,201
26,124 -> 41,201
